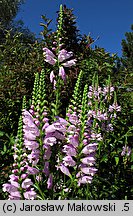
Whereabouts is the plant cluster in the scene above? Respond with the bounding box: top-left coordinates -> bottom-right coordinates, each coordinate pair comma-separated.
0,4 -> 132,200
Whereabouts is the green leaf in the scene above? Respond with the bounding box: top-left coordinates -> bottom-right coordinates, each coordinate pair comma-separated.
3,144 -> 7,152
101,154 -> 108,163
51,103 -> 56,108
0,131 -> 4,136
131,152 -> 133,162
115,157 -> 119,165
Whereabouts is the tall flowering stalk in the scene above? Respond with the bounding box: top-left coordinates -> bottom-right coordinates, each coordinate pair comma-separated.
57,84 -> 98,188
3,99 -> 36,200
43,4 -> 76,119
23,69 -> 54,198
54,73 -> 121,199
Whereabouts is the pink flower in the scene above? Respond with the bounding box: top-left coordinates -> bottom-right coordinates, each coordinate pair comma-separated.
21,178 -> 33,189
42,117 -> 49,123
23,110 -> 40,140
8,191 -> 21,200
47,174 -> 53,189
67,125 -> 77,133
81,156 -> 95,165
23,189 -> 36,200
43,48 -> 57,65
3,183 -> 18,193
55,116 -> 68,126
45,55 -> 57,65
78,175 -> 93,185
43,147 -> 52,160
27,166 -> 39,175
45,122 -> 66,133
43,48 -> 76,68
23,125 -> 40,136
21,174 -> 28,179
43,47 -> 56,58
43,162 -> 50,176
50,71 -> 55,83
22,110 -> 33,122
81,144 -> 97,154
9,174 -> 19,182
53,79 -> 57,89
109,103 -> 121,112
88,167 -> 98,176
27,150 -> 40,165
68,135 -> 79,147
63,144 -> 77,156
62,59 -> 77,67
51,131 -> 65,140
24,140 -> 39,150
58,49 -> 73,62
24,131 -> 37,140
69,112 -> 79,125
91,133 -> 102,141
63,156 -> 76,167
59,66 -> 66,80
8,180 -> 20,189
58,164 -> 71,177
42,122 -> 49,131
44,137 -> 56,146
121,145 -> 131,157
80,167 -> 97,175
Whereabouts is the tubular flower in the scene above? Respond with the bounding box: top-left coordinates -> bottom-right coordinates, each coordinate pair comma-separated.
62,59 -> 77,67
43,48 -> 57,65
121,145 -> 131,157
2,137 -> 36,200
43,47 -> 76,82
47,174 -> 53,189
58,49 -> 73,62
23,109 -> 40,166
59,66 -> 66,81
50,71 -> 55,83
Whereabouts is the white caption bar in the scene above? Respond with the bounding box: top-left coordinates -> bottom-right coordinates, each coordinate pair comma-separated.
0,200 -> 132,216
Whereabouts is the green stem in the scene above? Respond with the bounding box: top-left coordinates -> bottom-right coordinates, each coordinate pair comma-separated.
33,175 -> 45,200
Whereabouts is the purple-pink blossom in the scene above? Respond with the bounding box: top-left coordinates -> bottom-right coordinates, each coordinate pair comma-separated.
23,189 -> 36,200
43,162 -> 50,176
58,49 -> 73,62
59,66 -> 66,80
121,145 -> 131,157
21,178 -> 33,189
27,166 -> 39,175
24,140 -> 39,150
50,71 -> 55,83
43,47 -> 76,82
62,59 -> 77,67
63,156 -> 76,167
63,144 -> 77,156
78,175 -> 93,185
58,164 -> 71,177
44,137 -> 57,146
81,156 -> 96,165
8,191 -> 21,200
3,183 -> 18,193
47,174 -> 53,189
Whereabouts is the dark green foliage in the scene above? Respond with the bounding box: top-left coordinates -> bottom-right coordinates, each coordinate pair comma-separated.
0,29 -> 44,134
0,0 -> 24,27
0,27 -> 45,199
122,25 -> 133,69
